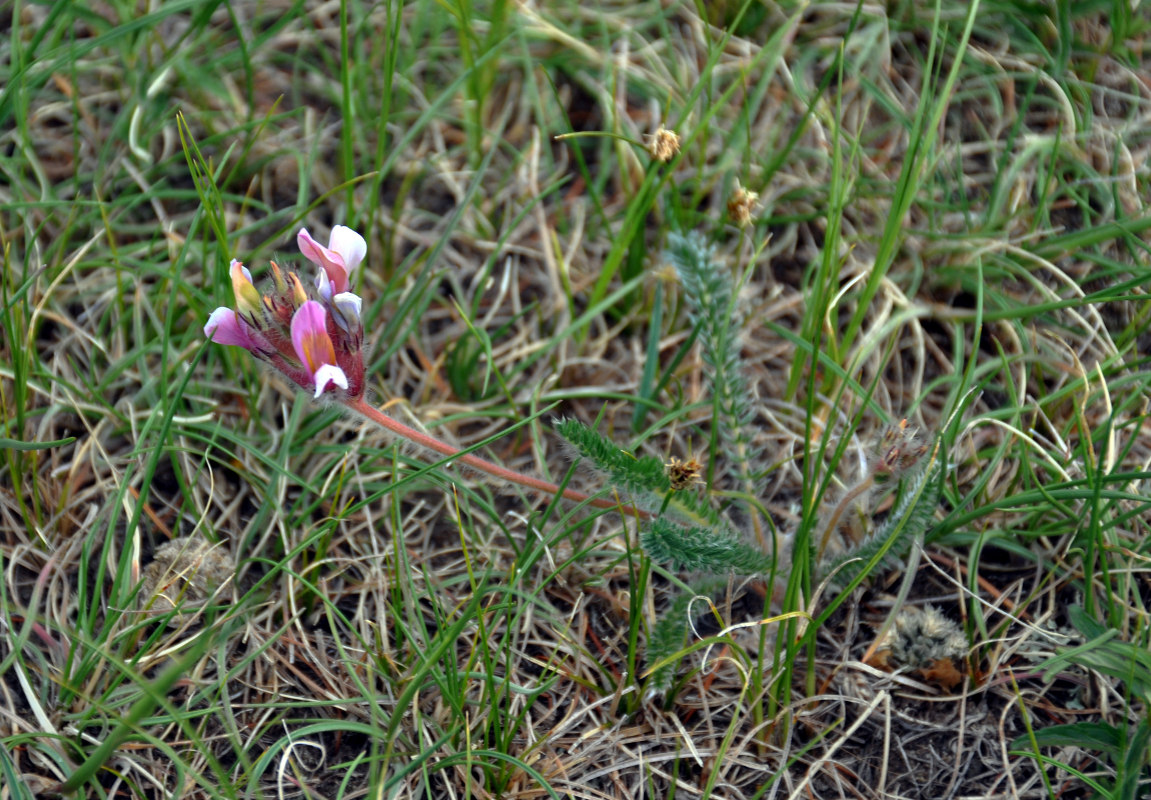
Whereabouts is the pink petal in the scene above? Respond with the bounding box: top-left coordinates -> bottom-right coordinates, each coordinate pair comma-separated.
296,227 -> 329,266
204,308 -> 258,350
297,227 -> 349,295
290,300 -> 338,376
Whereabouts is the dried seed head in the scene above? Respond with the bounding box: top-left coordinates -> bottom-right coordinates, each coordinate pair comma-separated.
879,604 -> 967,670
138,536 -> 235,625
646,126 -> 680,163
666,456 -> 704,491
727,184 -> 760,227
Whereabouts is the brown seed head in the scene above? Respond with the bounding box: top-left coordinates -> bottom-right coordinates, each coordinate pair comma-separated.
727,184 -> 760,227
647,126 -> 680,163
666,456 -> 704,491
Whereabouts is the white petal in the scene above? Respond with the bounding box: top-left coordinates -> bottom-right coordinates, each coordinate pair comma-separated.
314,269 -> 333,303
333,291 -> 362,324
329,225 -> 366,271
312,364 -> 349,398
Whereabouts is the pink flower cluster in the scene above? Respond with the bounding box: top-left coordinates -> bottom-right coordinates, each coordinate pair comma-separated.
204,226 -> 367,400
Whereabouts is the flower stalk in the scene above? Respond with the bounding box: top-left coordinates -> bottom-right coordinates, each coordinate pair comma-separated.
343,396 -> 646,516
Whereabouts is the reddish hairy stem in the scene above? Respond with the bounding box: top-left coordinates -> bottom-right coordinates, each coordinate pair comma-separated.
345,397 -> 648,518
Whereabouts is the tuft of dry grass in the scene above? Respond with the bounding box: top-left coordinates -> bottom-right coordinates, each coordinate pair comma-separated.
3,0 -> 1151,797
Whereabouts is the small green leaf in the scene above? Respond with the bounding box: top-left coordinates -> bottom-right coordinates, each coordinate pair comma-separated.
1011,722 -> 1124,759
1115,720 -> 1151,800
1043,607 -> 1151,701
0,436 -> 76,451
554,418 -> 673,495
